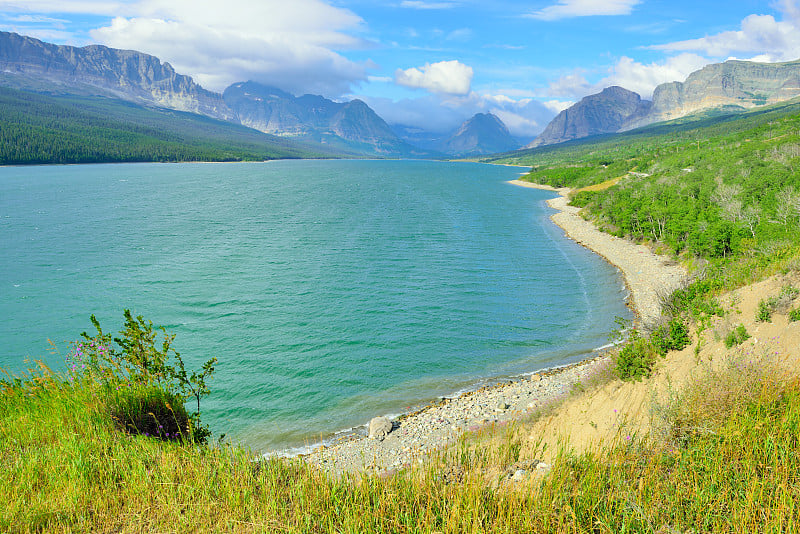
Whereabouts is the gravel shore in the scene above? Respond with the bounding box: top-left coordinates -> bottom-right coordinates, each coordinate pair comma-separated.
301,181 -> 688,475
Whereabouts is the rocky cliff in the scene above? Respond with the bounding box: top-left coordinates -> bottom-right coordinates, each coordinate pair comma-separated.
0,31 -> 235,121
222,81 -> 415,154
622,59 -> 800,130
530,59 -> 800,147
442,113 -> 520,156
527,86 -> 650,148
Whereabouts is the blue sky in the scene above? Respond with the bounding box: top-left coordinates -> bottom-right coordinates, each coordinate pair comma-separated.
1,0 -> 799,136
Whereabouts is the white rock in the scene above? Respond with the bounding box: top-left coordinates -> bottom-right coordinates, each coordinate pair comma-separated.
495,400 -> 510,411
368,416 -> 393,441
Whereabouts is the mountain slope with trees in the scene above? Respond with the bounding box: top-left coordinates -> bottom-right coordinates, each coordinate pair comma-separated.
0,86 -> 324,164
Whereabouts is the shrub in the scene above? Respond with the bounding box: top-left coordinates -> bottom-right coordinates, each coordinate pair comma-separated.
106,383 -> 190,441
71,310 -> 217,443
756,299 -> 773,322
790,308 -> 800,322
724,324 -> 751,348
651,318 -> 691,356
615,330 -> 658,381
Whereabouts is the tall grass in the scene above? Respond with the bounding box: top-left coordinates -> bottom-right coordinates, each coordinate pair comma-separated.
3,352 -> 799,532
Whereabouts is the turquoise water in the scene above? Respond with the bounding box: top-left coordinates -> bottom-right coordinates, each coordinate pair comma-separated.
0,160 -> 630,450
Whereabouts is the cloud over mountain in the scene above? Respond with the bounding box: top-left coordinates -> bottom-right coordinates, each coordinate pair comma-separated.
17,0 -> 373,96
394,60 -> 473,95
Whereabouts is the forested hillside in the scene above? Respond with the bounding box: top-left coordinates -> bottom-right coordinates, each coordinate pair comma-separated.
0,87 -> 325,164
494,99 -> 800,260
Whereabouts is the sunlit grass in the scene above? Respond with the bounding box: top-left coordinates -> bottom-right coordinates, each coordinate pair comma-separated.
3,349 -> 800,532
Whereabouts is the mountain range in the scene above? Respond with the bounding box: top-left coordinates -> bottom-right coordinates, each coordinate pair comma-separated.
529,58 -> 800,148
3,30 -> 800,159
0,31 -> 518,158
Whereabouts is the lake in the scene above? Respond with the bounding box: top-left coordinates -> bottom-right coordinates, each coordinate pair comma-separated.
0,160 -> 631,450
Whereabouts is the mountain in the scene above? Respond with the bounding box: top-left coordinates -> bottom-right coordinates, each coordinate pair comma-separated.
221,81 -> 426,156
0,31 -> 431,159
622,58 -> 800,130
0,31 -> 234,121
529,59 -> 800,148
0,85 -> 327,165
441,113 -> 520,156
527,86 -> 650,148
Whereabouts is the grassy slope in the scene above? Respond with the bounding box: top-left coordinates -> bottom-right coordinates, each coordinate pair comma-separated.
0,87 -> 334,164
3,318 -> 800,532
4,99 -> 800,532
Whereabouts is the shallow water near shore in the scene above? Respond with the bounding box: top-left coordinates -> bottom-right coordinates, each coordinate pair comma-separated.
0,160 -> 631,450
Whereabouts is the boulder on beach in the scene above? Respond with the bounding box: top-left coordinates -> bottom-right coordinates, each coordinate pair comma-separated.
368,416 -> 393,440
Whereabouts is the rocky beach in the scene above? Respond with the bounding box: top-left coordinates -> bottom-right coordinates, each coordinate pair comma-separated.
302,181 -> 689,475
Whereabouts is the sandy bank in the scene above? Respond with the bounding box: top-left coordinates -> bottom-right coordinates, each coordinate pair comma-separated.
302,179 -> 689,475
509,179 -> 688,325
513,272 -> 800,466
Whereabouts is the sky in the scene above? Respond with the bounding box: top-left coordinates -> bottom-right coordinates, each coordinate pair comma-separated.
1,0 -> 799,137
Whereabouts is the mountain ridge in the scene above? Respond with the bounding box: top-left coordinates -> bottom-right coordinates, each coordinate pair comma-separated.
443,112 -> 520,156
529,58 -> 800,148
0,31 -> 428,158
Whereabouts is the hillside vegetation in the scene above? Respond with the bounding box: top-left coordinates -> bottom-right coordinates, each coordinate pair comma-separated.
493,99 -> 800,261
3,99 -> 800,532
0,87 -> 327,164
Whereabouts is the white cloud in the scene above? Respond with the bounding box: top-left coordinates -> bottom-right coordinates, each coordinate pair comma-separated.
395,60 -> 473,95
650,4 -> 800,63
2,0 -> 373,96
5,15 -> 69,24
600,53 -> 710,98
0,1 -> 124,14
399,1 -> 459,9
526,0 -> 641,21
543,99 -> 573,113
537,2 -> 800,102
542,53 -> 710,100
446,28 -> 472,41
544,71 -> 594,100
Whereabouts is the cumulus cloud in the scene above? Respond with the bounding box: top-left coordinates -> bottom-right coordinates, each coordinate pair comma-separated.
600,53 -> 710,97
395,60 -> 473,95
527,0 -> 641,21
1,0 -> 372,96
543,99 -> 573,113
542,53 -> 709,101
538,2 -> 800,102
650,3 -> 800,63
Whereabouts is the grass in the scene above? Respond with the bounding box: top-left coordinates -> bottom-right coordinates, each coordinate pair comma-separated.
3,342 -> 800,532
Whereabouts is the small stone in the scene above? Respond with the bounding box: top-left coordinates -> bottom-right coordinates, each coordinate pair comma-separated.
535,461 -> 550,472
530,374 -> 541,382
368,416 -> 393,441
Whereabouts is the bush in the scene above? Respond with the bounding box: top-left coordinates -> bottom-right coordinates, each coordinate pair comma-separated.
756,299 -> 773,322
790,308 -> 800,322
70,310 -> 217,444
651,318 -> 691,356
615,330 -> 658,381
106,383 -> 190,440
724,324 -> 751,348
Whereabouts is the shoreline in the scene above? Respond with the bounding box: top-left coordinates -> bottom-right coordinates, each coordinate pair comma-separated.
302,178 -> 688,475
508,179 -> 687,326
